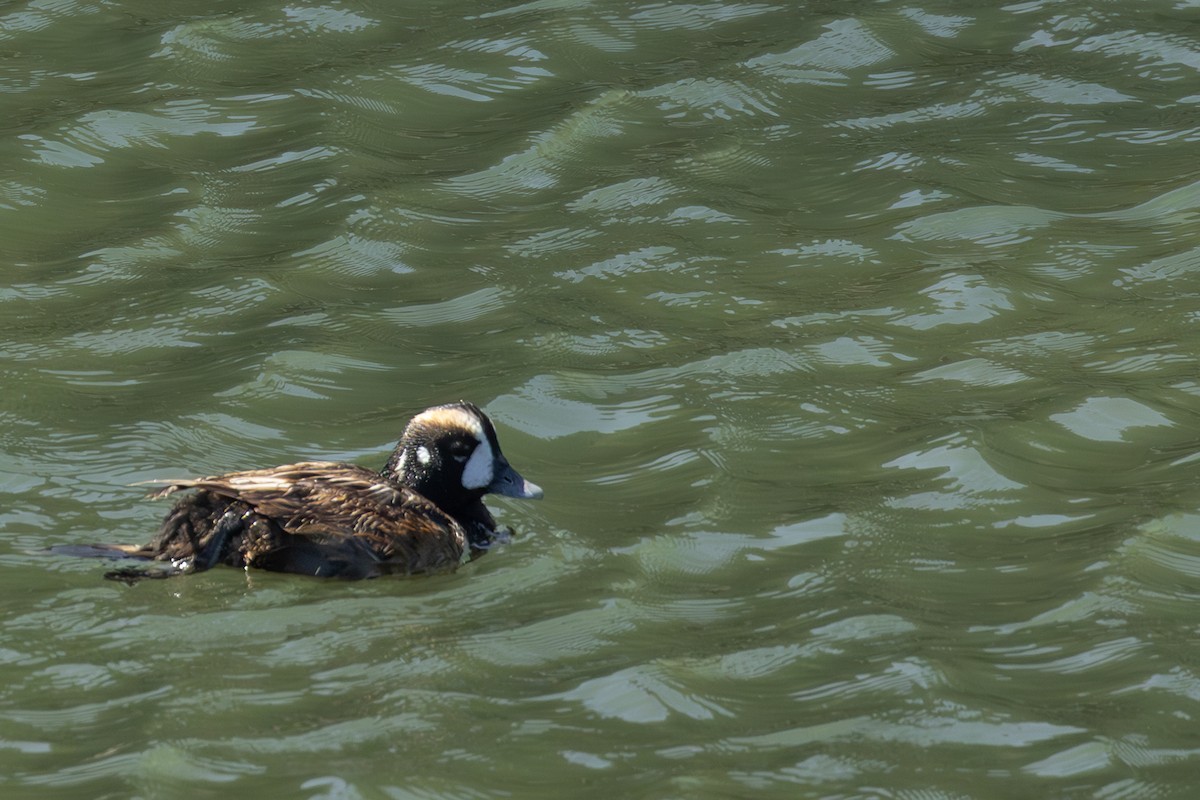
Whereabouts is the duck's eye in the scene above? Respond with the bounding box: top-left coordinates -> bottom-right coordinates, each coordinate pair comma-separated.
448,440 -> 474,463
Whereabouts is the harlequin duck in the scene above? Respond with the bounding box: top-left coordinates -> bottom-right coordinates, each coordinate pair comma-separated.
93,402 -> 542,581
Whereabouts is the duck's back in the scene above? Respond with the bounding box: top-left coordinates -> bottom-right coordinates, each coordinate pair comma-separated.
136,462 -> 469,578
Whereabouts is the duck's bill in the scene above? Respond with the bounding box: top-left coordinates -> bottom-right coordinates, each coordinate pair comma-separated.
489,461 -> 544,500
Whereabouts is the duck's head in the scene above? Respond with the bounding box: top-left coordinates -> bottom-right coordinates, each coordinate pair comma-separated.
384,402 -> 543,512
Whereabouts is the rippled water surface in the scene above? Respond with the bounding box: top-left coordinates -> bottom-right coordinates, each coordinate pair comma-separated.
4,0 -> 1200,796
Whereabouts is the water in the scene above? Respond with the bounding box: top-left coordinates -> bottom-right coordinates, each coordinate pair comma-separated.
3,0 -> 1200,796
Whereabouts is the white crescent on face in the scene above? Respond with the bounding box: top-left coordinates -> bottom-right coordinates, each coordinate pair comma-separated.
460,438 -> 494,490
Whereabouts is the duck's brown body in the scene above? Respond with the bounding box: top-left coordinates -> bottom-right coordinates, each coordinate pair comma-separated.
127,462 -> 477,579
83,402 -> 542,582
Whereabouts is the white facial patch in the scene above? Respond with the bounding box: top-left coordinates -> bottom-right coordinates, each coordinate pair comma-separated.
416,446 -> 431,466
461,438 -> 494,490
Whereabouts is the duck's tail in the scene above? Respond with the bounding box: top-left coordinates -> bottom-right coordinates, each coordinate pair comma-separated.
47,542 -> 149,560
50,506 -> 245,585
45,542 -> 179,585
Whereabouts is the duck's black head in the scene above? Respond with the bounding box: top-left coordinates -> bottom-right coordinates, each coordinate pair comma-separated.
383,402 -> 543,522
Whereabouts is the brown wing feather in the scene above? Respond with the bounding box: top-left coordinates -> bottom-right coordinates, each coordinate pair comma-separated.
139,462 -> 467,573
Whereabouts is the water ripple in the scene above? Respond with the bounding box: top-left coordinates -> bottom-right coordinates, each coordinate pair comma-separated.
6,0 -> 1200,796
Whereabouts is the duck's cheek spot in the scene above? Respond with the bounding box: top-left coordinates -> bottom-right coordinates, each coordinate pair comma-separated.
416,446 -> 431,466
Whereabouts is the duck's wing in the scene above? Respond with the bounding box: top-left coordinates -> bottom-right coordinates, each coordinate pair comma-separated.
140,462 -> 467,572
141,461 -> 371,501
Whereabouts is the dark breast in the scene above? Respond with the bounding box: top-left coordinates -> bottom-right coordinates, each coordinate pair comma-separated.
142,462 -> 469,578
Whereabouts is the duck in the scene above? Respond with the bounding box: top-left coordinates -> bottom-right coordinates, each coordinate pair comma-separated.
92,402 -> 542,582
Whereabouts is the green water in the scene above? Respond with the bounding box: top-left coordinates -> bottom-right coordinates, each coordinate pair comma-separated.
4,0 -> 1200,796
